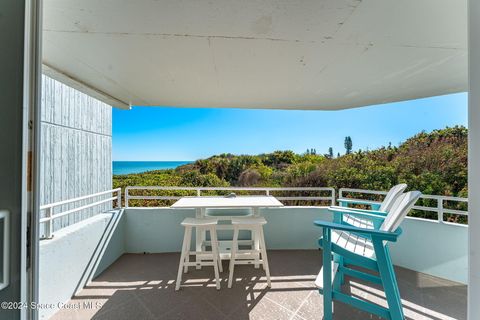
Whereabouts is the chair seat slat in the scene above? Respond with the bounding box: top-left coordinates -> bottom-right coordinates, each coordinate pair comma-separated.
331,231 -> 376,259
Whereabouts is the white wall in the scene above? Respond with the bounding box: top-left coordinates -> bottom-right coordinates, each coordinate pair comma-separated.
123,207 -> 468,284
39,75 -> 113,234
123,207 -> 332,253
39,210 -> 125,320
390,218 -> 468,284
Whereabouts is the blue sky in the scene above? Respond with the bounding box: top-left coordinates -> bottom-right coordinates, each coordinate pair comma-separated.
112,93 -> 468,161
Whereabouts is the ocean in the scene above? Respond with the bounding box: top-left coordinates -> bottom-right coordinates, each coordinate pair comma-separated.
113,161 -> 193,175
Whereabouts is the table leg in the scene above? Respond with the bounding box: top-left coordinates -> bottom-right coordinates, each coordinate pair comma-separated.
200,208 -> 207,245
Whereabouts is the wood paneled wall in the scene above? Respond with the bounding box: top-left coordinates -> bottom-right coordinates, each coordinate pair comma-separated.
40,75 -> 113,234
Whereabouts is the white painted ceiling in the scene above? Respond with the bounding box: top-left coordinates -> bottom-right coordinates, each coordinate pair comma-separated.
43,0 -> 467,110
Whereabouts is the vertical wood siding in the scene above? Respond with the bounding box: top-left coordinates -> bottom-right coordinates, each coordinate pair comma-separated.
40,75 -> 113,234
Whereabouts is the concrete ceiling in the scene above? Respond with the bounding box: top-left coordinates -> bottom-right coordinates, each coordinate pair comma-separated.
43,0 -> 467,110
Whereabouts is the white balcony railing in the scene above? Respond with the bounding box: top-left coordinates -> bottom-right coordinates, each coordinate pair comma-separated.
38,186 -> 468,239
339,188 -> 468,224
39,188 -> 122,239
125,186 -> 336,208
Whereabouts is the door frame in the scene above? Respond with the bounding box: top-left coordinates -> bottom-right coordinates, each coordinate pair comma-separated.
0,0 -> 41,319
23,0 -> 42,319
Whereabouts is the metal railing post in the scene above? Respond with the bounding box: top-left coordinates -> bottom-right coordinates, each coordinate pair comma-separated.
117,189 -> 122,208
197,189 -> 201,196
438,198 -> 444,223
45,207 -> 53,239
331,188 -> 336,206
125,188 -> 129,208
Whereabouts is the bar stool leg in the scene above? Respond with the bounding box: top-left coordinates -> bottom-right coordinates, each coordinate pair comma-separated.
209,226 -> 221,290
195,226 -> 204,270
183,226 -> 192,274
253,228 -> 261,269
210,227 -> 223,272
258,226 -> 271,287
228,227 -> 239,288
258,227 -> 265,271
176,226 -> 191,291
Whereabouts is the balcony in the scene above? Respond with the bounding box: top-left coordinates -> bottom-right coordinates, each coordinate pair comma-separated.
38,187 -> 468,320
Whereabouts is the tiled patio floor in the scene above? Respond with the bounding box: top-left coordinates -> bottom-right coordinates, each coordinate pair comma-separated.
51,250 -> 467,320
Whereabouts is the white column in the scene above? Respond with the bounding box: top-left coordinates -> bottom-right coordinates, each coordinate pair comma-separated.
469,0 -> 480,318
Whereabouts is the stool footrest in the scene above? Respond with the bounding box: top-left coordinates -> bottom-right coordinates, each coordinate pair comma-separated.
184,261 -> 216,267
236,249 -> 261,253
232,260 -> 265,265
232,251 -> 261,259
187,251 -> 215,256
194,253 -> 218,260
204,240 -> 254,246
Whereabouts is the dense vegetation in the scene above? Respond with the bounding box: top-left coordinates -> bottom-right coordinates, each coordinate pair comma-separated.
114,126 -> 468,222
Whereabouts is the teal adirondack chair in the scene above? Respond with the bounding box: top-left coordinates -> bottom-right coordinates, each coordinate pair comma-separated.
315,191 -> 421,320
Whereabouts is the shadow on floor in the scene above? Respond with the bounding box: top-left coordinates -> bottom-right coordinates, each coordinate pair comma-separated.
51,250 -> 467,320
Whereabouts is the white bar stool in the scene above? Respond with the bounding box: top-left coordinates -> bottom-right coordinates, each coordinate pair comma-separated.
228,217 -> 271,288
175,218 -> 223,291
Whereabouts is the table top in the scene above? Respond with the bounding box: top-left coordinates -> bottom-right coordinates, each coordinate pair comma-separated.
170,195 -> 284,209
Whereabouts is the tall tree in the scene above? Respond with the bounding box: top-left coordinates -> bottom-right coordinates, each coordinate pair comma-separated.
344,136 -> 353,154
328,147 -> 333,158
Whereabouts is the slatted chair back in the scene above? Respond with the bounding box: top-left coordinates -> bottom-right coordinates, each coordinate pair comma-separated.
380,191 -> 422,232
379,183 -> 407,212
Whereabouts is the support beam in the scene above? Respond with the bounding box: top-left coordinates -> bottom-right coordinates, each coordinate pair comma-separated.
42,64 -> 131,110
468,0 -> 480,318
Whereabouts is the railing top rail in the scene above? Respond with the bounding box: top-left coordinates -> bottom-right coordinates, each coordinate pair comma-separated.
125,186 -> 334,191
420,194 -> 468,202
124,186 -> 336,208
339,188 -> 387,195
39,196 -> 118,223
40,188 -> 121,210
339,187 -> 468,202
126,195 -> 333,199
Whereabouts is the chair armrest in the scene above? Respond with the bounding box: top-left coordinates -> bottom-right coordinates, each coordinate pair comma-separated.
314,220 -> 401,242
328,207 -> 387,224
329,206 -> 387,216
337,198 -> 382,210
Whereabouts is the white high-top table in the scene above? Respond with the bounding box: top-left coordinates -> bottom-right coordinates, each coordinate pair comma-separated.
171,195 -> 283,263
